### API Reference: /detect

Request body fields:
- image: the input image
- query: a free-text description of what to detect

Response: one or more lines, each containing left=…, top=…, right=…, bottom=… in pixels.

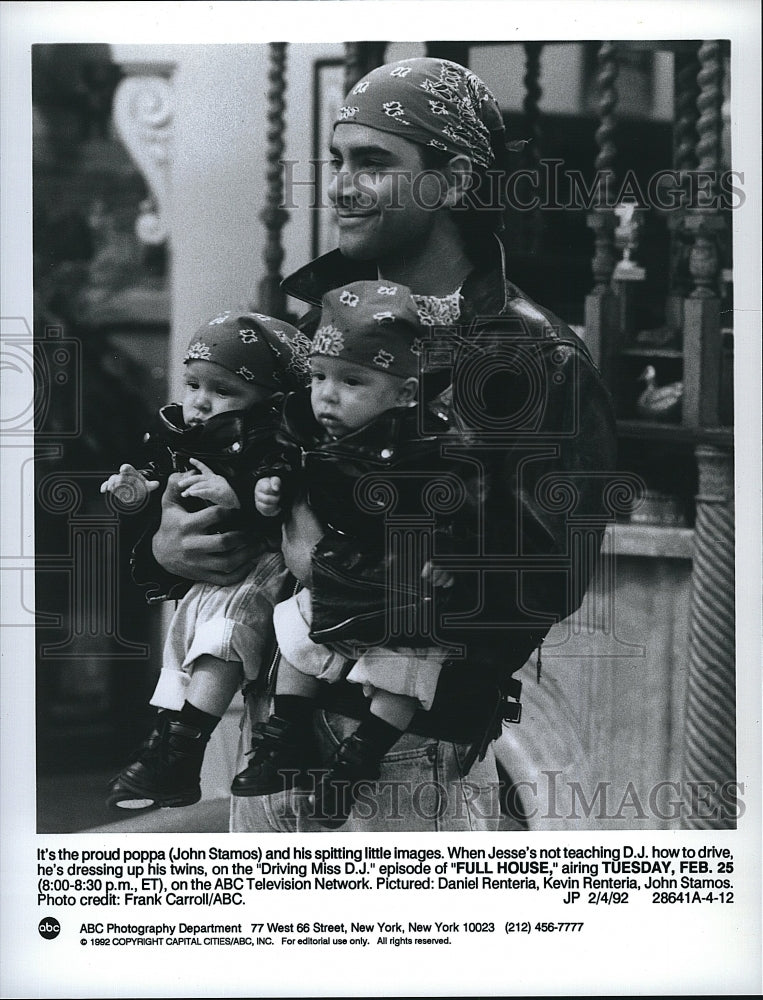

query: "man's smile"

left=336, top=208, right=377, bottom=220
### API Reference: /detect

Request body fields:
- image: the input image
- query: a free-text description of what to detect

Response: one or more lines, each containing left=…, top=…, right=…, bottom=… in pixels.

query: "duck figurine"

left=636, top=365, right=683, bottom=422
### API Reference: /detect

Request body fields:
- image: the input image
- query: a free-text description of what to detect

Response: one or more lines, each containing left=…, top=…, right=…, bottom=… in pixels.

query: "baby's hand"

left=100, top=464, right=158, bottom=508
left=421, top=560, right=454, bottom=589
left=255, top=476, right=282, bottom=517
left=177, top=458, right=240, bottom=509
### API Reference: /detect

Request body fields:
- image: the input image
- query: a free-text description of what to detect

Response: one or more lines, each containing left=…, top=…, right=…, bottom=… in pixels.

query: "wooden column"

left=666, top=43, right=700, bottom=326
left=343, top=42, right=388, bottom=95
left=683, top=40, right=725, bottom=428
left=674, top=47, right=701, bottom=179
left=584, top=41, right=620, bottom=378
left=257, top=42, right=289, bottom=319
left=680, top=40, right=736, bottom=829
left=681, top=445, right=736, bottom=828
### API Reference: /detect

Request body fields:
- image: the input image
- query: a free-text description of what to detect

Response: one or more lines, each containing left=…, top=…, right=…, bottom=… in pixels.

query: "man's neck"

left=375, top=227, right=473, bottom=296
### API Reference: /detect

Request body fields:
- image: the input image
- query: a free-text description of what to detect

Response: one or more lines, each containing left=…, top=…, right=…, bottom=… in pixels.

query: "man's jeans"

left=230, top=704, right=505, bottom=833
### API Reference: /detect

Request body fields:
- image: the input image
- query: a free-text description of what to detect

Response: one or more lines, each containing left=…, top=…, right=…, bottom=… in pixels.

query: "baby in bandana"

left=233, top=280, right=477, bottom=827
left=101, top=310, right=310, bottom=811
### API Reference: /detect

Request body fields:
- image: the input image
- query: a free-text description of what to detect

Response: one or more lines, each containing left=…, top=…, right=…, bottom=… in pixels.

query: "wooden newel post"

left=681, top=445, right=736, bottom=828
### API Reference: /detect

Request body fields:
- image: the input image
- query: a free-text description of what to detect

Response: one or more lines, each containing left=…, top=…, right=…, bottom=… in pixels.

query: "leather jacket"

left=143, top=401, right=283, bottom=508
left=281, top=236, right=618, bottom=744
left=130, top=398, right=283, bottom=603
left=268, top=389, right=481, bottom=649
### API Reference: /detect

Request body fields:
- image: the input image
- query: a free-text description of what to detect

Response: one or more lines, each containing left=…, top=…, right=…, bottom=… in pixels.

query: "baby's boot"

left=106, top=707, right=214, bottom=810
left=310, top=732, right=382, bottom=829
left=231, top=714, right=317, bottom=796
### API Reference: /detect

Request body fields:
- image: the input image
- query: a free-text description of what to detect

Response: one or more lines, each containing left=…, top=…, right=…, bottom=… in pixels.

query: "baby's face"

left=182, top=360, right=270, bottom=426
left=310, top=356, right=416, bottom=438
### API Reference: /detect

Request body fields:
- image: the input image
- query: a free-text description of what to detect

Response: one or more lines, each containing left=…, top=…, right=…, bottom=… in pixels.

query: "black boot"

left=106, top=712, right=209, bottom=810
left=311, top=732, right=382, bottom=829
left=230, top=715, right=316, bottom=797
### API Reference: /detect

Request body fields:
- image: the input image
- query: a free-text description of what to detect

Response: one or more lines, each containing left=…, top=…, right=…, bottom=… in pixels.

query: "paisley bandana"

left=312, top=281, right=432, bottom=378
left=184, top=310, right=311, bottom=393
left=412, top=287, right=463, bottom=327
left=335, top=58, right=507, bottom=169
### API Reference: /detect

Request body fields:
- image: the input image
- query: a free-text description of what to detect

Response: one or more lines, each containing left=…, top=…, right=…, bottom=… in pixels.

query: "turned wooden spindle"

left=686, top=41, right=724, bottom=301
left=588, top=42, right=619, bottom=294
left=681, top=446, right=736, bottom=828
left=667, top=45, right=701, bottom=300
left=584, top=42, right=621, bottom=376
left=675, top=47, right=700, bottom=176
left=257, top=42, right=289, bottom=319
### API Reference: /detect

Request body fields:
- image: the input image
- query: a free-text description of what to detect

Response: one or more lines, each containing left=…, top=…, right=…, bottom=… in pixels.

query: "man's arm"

left=133, top=473, right=264, bottom=599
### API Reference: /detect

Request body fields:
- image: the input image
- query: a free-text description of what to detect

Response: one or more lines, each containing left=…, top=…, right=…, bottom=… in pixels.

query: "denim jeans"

left=229, top=701, right=505, bottom=833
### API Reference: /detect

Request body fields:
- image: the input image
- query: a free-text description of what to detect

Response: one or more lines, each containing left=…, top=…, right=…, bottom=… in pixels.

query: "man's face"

left=328, top=124, right=448, bottom=263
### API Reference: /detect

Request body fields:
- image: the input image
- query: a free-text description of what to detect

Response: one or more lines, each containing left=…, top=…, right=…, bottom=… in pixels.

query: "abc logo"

left=38, top=917, right=61, bottom=940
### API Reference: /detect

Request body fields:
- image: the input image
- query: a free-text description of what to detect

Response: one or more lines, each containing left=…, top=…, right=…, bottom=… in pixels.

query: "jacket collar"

left=281, top=234, right=511, bottom=317
left=279, top=390, right=449, bottom=465
left=156, top=399, right=282, bottom=456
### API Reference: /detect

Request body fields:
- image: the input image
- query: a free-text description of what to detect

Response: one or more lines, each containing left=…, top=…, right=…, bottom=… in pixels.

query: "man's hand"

left=151, top=472, right=260, bottom=586
left=100, top=464, right=159, bottom=508
left=281, top=498, right=325, bottom=585
left=177, top=458, right=240, bottom=509
left=255, top=476, right=282, bottom=517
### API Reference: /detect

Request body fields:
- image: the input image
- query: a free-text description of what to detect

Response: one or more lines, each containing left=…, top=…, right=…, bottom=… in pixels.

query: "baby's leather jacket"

left=268, top=389, right=482, bottom=652
left=129, top=398, right=284, bottom=603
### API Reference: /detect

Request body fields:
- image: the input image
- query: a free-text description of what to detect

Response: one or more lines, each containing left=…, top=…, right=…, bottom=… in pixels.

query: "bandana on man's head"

left=312, top=281, right=429, bottom=379
left=334, top=57, right=507, bottom=170
left=184, top=310, right=312, bottom=393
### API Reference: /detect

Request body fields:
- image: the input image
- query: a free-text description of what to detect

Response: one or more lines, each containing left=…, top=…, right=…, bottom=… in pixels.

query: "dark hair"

left=419, top=143, right=509, bottom=266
